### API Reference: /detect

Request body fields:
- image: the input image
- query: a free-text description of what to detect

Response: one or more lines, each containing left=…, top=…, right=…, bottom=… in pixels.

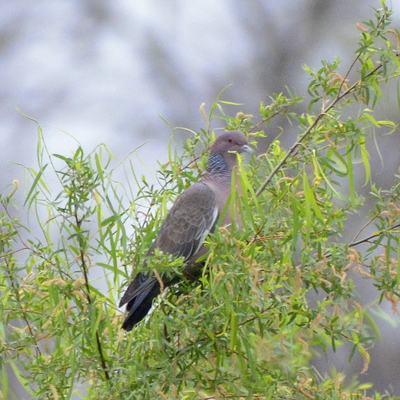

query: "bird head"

left=210, top=131, right=252, bottom=156
left=209, top=131, right=253, bottom=170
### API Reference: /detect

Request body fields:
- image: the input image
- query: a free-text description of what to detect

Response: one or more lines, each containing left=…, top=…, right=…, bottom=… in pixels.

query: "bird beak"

left=241, top=144, right=253, bottom=155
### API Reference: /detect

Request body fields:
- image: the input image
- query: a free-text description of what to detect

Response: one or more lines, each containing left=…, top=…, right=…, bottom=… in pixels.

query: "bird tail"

left=120, top=279, right=161, bottom=331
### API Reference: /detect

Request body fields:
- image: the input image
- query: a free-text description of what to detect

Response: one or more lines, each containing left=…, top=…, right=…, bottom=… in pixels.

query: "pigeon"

left=119, top=131, right=252, bottom=331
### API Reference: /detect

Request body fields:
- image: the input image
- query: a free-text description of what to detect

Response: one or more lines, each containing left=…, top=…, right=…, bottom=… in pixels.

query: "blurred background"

left=1, top=0, right=399, bottom=397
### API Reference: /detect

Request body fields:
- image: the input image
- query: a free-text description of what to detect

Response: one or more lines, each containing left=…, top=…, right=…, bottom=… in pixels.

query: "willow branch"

left=255, top=61, right=385, bottom=197
left=349, top=222, right=400, bottom=248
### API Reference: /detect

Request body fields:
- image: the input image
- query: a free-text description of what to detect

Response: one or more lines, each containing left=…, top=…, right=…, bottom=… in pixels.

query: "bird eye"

left=228, top=139, right=233, bottom=143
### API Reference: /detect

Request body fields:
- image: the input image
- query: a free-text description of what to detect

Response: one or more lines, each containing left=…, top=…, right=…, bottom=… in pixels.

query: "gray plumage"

left=119, top=131, right=252, bottom=331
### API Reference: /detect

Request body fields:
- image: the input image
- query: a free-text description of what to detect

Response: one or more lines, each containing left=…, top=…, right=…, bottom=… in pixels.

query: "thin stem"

left=75, top=213, right=111, bottom=382
left=251, top=105, right=291, bottom=132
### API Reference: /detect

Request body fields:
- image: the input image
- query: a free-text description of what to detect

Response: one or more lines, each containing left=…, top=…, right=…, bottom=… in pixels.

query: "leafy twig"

left=255, top=55, right=390, bottom=197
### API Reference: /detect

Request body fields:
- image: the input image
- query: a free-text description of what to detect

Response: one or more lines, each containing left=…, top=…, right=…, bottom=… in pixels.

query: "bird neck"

left=207, top=153, right=232, bottom=173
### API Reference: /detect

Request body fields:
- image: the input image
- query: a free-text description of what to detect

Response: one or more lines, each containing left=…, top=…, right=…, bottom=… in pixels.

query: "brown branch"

left=255, top=57, right=386, bottom=198
left=349, top=222, right=400, bottom=248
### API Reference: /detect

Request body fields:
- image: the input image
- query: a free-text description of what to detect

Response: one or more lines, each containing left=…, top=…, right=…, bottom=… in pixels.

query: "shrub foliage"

left=1, top=2, right=400, bottom=399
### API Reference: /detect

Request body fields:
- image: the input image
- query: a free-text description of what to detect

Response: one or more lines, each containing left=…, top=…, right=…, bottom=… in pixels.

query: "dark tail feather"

left=121, top=281, right=161, bottom=331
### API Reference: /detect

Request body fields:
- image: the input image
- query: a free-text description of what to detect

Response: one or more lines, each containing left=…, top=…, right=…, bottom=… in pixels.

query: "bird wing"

left=152, top=182, right=219, bottom=261
left=119, top=182, right=218, bottom=308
